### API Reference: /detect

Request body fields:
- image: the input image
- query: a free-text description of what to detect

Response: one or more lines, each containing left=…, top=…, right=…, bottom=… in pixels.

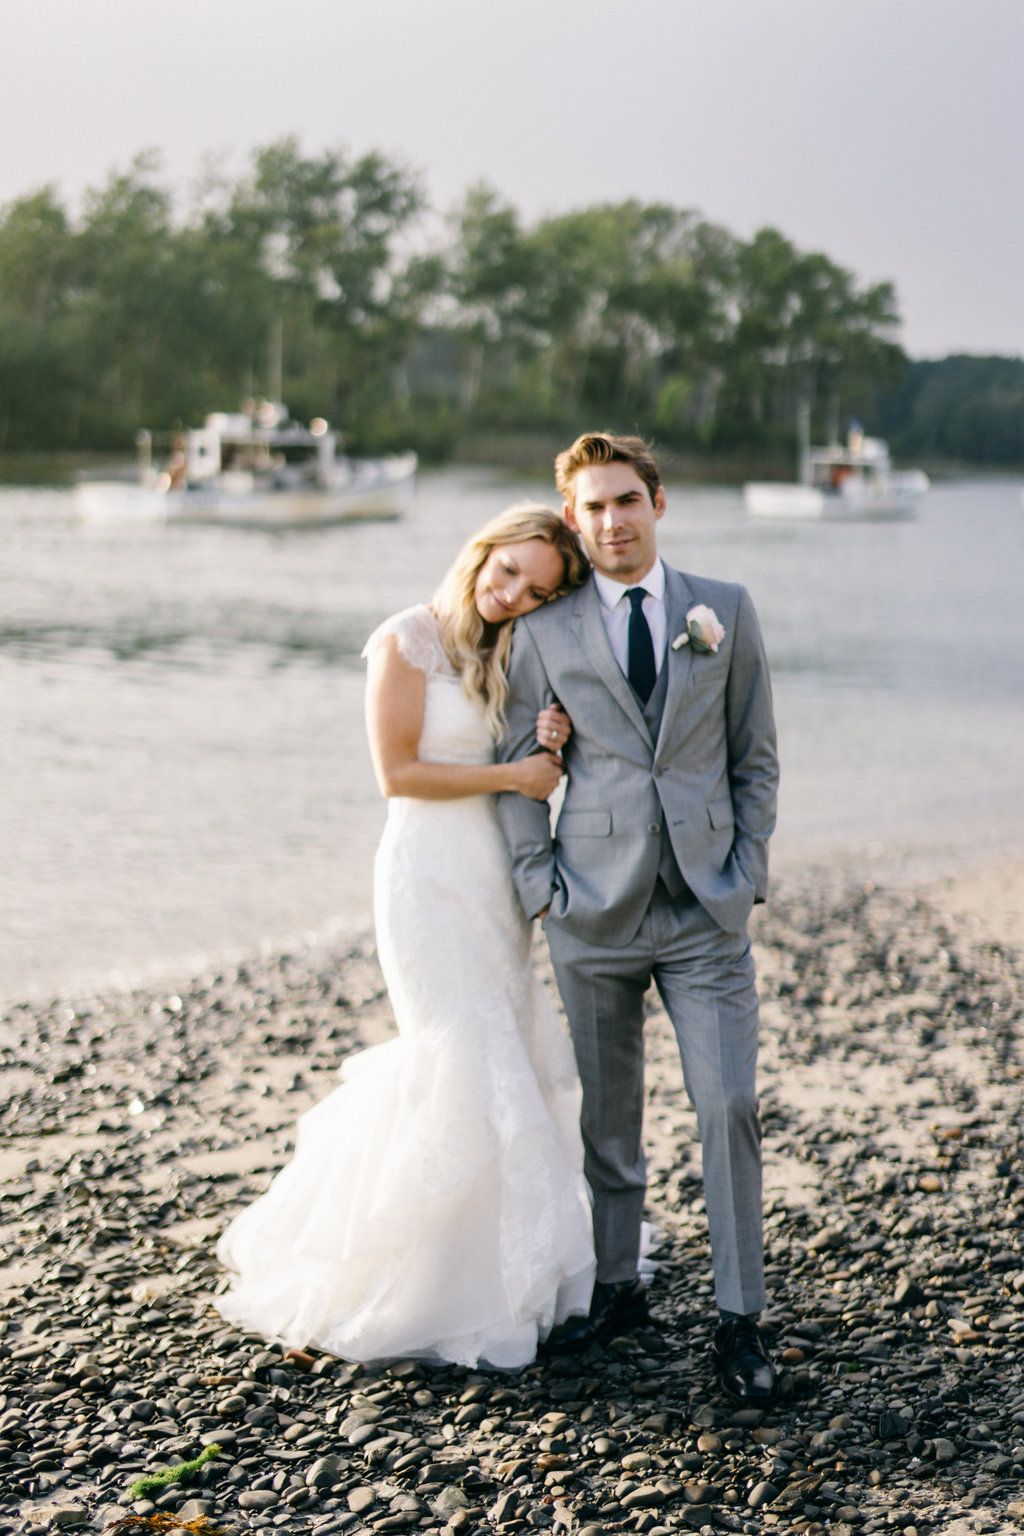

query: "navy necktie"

left=626, top=587, right=656, bottom=704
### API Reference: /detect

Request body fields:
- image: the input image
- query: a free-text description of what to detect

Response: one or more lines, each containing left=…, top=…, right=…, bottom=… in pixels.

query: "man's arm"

left=725, top=586, right=779, bottom=902
left=495, top=620, right=559, bottom=920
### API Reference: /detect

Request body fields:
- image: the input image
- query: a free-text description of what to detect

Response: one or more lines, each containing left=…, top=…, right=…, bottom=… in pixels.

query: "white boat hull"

left=73, top=482, right=169, bottom=522
left=744, top=470, right=928, bottom=521
left=74, top=452, right=417, bottom=527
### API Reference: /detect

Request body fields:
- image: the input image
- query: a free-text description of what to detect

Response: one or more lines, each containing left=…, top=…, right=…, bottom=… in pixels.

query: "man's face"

left=563, top=462, right=665, bottom=583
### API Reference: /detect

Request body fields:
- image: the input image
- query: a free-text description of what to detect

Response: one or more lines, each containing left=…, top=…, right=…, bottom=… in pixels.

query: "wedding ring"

left=549, top=729, right=557, bottom=740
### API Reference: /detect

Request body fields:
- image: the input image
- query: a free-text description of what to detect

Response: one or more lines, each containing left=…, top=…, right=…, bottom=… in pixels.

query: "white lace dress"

left=216, top=605, right=595, bottom=1368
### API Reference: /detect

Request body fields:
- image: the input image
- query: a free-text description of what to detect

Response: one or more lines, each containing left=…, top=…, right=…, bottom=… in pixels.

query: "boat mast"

left=269, top=317, right=283, bottom=406
left=797, top=399, right=811, bottom=486
left=135, top=428, right=152, bottom=487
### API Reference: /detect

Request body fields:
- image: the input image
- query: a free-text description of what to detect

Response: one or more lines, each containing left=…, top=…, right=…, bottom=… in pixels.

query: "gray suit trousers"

left=546, top=883, right=765, bottom=1315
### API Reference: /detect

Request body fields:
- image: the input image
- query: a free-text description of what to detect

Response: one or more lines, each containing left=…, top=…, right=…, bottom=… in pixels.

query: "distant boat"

left=74, top=401, right=417, bottom=527
left=744, top=415, right=929, bottom=521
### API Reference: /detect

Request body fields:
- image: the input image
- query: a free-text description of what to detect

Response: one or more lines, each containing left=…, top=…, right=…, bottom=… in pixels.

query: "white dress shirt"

left=592, top=560, right=667, bottom=679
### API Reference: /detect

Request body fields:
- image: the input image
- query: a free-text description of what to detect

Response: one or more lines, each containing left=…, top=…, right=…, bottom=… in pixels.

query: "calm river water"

left=3, top=469, right=1023, bottom=1002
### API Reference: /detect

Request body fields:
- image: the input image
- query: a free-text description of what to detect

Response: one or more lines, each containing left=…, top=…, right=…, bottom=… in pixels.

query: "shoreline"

left=2, top=864, right=1024, bottom=1532
left=7, top=839, right=1023, bottom=1017
left=2, top=446, right=1022, bottom=491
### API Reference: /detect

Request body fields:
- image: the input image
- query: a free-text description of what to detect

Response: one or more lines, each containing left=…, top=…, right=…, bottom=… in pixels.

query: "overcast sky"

left=4, top=0, right=1021, bottom=359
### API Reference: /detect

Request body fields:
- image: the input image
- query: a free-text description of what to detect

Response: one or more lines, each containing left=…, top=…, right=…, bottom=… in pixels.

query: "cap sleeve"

left=361, top=604, right=452, bottom=677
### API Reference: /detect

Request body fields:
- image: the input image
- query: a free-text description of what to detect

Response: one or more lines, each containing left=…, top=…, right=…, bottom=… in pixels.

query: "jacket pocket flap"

left=707, top=798, right=734, bottom=830
left=556, top=809, right=612, bottom=837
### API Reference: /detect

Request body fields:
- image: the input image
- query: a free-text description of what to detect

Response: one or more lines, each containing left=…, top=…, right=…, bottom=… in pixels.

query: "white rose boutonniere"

left=671, top=604, right=726, bottom=655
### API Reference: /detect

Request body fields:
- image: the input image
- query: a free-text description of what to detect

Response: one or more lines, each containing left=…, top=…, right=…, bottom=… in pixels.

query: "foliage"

left=877, top=355, right=1024, bottom=465
left=0, top=142, right=424, bottom=452
left=1, top=139, right=1006, bottom=463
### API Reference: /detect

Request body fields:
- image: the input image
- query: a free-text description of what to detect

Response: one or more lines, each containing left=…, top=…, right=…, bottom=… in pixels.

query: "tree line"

left=0, top=138, right=1018, bottom=466
left=875, top=355, right=1024, bottom=467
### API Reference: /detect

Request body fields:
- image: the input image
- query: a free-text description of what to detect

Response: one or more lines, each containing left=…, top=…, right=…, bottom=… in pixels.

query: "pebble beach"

left=2, top=865, right=1024, bottom=1536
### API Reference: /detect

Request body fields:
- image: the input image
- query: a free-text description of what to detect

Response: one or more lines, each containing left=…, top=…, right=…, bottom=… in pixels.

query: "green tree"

left=717, top=227, right=904, bottom=450
left=221, top=137, right=428, bottom=433
left=0, top=187, right=78, bottom=446
left=0, top=147, right=919, bottom=462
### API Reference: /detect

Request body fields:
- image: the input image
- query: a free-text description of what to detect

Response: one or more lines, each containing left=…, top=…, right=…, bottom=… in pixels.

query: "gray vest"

left=640, top=662, right=686, bottom=898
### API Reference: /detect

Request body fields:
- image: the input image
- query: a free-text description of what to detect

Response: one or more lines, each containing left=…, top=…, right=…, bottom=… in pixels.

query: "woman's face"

left=474, top=538, right=564, bottom=624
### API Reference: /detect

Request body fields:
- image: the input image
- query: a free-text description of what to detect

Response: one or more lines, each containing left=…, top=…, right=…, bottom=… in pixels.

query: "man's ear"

left=653, top=486, right=666, bottom=520
left=563, top=501, right=580, bottom=532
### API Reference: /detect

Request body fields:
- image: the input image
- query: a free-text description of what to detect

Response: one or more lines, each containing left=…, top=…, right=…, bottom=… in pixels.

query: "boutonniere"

left=672, top=604, right=726, bottom=655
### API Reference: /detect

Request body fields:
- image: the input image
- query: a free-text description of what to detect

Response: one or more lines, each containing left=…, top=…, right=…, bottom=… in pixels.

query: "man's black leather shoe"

left=712, top=1315, right=778, bottom=1406
left=543, top=1279, right=651, bottom=1354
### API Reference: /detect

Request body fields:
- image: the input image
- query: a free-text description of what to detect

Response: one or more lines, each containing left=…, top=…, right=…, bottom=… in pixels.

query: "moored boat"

left=74, top=401, right=417, bottom=527
left=744, top=421, right=928, bottom=521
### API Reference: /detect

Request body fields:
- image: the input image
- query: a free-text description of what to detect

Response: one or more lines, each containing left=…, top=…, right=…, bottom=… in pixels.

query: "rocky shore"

left=1, top=877, right=1023, bottom=1536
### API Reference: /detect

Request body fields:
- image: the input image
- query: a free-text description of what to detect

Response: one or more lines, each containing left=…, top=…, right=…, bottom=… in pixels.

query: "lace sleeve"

left=362, top=605, right=452, bottom=676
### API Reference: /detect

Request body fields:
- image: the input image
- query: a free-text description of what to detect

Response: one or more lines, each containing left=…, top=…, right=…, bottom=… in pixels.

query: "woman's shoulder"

left=362, top=604, right=452, bottom=675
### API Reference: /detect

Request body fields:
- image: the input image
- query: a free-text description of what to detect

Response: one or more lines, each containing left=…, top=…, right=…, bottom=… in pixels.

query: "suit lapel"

left=654, top=564, right=696, bottom=761
left=570, top=577, right=652, bottom=743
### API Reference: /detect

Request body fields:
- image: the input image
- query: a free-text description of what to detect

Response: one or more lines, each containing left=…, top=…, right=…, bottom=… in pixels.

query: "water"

left=3, top=470, right=1023, bottom=1002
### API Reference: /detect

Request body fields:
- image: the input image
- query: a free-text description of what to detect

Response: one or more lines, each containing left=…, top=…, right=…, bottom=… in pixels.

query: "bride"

left=216, top=504, right=596, bottom=1368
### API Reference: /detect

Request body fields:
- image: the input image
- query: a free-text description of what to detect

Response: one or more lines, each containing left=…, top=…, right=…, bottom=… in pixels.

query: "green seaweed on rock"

left=126, top=1442, right=223, bottom=1499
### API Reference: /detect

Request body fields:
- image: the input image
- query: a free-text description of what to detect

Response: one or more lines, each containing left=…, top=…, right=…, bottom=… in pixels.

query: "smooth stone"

left=892, top=1276, right=927, bottom=1309
left=682, top=1483, right=717, bottom=1505
left=877, top=1410, right=911, bottom=1440
left=348, top=1423, right=380, bottom=1447
left=307, top=1454, right=348, bottom=1488
left=341, top=1407, right=382, bottom=1435
left=433, top=1487, right=471, bottom=1517
left=490, top=1491, right=520, bottom=1523
left=807, top=1227, right=845, bottom=1253
left=621, top=1452, right=652, bottom=1472
left=620, top=1485, right=664, bottom=1510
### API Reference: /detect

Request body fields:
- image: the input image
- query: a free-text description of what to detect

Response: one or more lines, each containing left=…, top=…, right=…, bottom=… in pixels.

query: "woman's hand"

left=509, top=750, right=564, bottom=802
left=536, top=703, right=572, bottom=753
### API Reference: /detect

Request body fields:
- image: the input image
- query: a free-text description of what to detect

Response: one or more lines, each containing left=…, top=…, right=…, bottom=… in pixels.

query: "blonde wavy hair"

left=432, top=503, right=588, bottom=739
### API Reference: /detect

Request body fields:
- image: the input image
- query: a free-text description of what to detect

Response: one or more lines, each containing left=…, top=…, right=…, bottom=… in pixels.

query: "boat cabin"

left=181, top=401, right=339, bottom=491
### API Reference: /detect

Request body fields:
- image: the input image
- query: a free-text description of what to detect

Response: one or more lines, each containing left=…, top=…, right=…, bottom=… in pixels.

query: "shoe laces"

left=721, top=1314, right=761, bottom=1349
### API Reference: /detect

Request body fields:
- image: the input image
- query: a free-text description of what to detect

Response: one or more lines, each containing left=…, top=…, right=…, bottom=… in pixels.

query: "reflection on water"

left=2, top=470, right=1023, bottom=1001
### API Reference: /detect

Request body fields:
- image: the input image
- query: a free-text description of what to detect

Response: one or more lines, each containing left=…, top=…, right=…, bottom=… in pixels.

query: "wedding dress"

left=216, top=605, right=595, bottom=1368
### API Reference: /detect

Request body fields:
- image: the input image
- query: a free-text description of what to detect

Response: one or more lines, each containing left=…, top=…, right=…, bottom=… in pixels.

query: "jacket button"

left=648, top=822, right=661, bottom=835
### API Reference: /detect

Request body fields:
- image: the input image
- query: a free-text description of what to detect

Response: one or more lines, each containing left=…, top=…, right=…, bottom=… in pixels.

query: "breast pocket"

left=691, top=661, right=727, bottom=690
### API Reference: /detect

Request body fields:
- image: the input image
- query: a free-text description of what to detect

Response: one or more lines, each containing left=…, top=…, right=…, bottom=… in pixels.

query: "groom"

left=496, top=432, right=779, bottom=1404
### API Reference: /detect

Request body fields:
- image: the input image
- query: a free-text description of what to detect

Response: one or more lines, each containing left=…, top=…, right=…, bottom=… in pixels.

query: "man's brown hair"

left=554, top=431, right=662, bottom=507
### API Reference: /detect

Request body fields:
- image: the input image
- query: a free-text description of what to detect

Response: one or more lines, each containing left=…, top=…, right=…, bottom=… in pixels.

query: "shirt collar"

left=592, top=559, right=665, bottom=613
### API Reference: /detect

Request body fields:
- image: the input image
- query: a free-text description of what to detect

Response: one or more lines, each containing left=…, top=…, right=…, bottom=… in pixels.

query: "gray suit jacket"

left=495, top=563, right=778, bottom=943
